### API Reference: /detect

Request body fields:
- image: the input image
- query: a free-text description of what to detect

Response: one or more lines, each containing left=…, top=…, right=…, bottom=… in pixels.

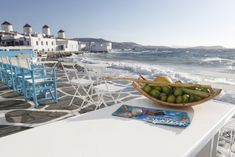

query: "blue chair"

left=1, top=57, right=16, bottom=90
left=9, top=57, right=26, bottom=94
left=0, top=50, right=58, bottom=108
left=0, top=57, right=4, bottom=83
left=17, top=57, right=58, bottom=108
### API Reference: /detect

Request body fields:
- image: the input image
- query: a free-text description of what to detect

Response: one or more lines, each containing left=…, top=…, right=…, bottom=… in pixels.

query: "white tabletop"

left=0, top=97, right=234, bottom=157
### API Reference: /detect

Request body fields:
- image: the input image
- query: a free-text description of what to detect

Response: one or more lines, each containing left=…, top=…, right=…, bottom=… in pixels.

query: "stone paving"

left=0, top=70, right=139, bottom=137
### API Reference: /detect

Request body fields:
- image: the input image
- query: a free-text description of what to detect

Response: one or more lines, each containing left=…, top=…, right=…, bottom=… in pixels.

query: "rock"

left=0, top=100, right=31, bottom=110
left=5, top=110, right=67, bottom=124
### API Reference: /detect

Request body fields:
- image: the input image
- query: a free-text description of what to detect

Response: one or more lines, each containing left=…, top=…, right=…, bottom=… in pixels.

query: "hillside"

left=73, top=38, right=142, bottom=49
left=73, top=38, right=226, bottom=50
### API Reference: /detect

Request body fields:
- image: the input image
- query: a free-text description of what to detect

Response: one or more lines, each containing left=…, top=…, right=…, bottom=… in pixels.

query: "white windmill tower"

left=23, top=24, right=32, bottom=35
left=57, top=29, right=65, bottom=39
left=1, top=21, right=13, bottom=32
left=42, top=25, right=51, bottom=36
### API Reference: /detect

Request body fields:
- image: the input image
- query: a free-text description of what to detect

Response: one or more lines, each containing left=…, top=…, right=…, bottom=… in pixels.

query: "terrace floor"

left=0, top=70, right=140, bottom=137
left=0, top=70, right=234, bottom=157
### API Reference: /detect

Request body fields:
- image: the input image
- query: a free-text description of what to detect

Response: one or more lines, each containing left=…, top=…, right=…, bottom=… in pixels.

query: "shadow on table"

left=66, top=104, right=194, bottom=135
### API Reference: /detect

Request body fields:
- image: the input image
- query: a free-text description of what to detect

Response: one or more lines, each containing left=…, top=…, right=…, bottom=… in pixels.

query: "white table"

left=0, top=97, right=234, bottom=157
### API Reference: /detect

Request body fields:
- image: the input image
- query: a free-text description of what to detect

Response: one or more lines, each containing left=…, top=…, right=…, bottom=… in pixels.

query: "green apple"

left=150, top=89, right=161, bottom=98
left=143, top=85, right=151, bottom=93
left=167, top=95, right=176, bottom=103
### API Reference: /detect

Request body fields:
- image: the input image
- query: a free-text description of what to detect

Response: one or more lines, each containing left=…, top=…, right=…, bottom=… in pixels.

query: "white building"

left=56, top=39, right=79, bottom=52
left=56, top=30, right=78, bottom=52
left=78, top=41, right=87, bottom=51
left=28, top=33, right=57, bottom=52
left=0, top=21, right=79, bottom=53
left=90, top=42, right=112, bottom=52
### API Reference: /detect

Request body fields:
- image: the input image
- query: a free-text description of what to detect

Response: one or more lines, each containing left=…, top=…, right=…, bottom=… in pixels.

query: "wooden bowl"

left=132, top=78, right=222, bottom=107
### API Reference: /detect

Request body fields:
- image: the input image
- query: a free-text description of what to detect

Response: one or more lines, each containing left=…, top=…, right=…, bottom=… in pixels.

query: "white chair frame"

left=61, top=62, right=96, bottom=108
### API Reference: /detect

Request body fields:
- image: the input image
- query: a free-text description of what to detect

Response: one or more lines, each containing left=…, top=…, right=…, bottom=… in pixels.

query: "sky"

left=0, top=0, right=235, bottom=48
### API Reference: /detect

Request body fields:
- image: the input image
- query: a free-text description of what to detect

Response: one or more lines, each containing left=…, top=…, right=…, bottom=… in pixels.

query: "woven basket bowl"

left=132, top=78, right=222, bottom=107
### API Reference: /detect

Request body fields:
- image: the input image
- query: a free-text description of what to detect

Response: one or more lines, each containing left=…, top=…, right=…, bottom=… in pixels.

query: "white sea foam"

left=202, top=57, right=235, bottom=64
left=74, top=56, right=205, bottom=83
left=67, top=54, right=234, bottom=84
left=204, top=78, right=235, bottom=85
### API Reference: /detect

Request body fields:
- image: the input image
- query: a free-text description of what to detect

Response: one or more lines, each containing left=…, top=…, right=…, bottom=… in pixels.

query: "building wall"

left=90, top=42, right=112, bottom=52
left=56, top=39, right=78, bottom=52
left=29, top=36, right=56, bottom=52
left=66, top=40, right=78, bottom=52
left=0, top=33, right=25, bottom=46
left=1, top=33, right=24, bottom=40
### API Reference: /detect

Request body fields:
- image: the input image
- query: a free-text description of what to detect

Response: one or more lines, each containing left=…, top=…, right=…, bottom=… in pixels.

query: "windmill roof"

left=23, top=24, right=31, bottom=27
left=58, top=29, right=65, bottom=33
left=1, top=21, right=12, bottom=25
left=42, top=25, right=49, bottom=28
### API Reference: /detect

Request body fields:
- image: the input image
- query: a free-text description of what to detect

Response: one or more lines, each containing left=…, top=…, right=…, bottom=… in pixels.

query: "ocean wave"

left=204, top=78, right=235, bottom=85
left=202, top=57, right=235, bottom=64
left=66, top=54, right=235, bottom=85
left=75, top=56, right=202, bottom=83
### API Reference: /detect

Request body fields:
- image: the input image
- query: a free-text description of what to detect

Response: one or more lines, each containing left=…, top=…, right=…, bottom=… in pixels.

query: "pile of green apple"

left=142, top=84, right=210, bottom=104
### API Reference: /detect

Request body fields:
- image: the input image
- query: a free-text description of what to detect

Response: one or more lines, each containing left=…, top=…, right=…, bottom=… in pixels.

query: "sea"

left=67, top=48, right=235, bottom=105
